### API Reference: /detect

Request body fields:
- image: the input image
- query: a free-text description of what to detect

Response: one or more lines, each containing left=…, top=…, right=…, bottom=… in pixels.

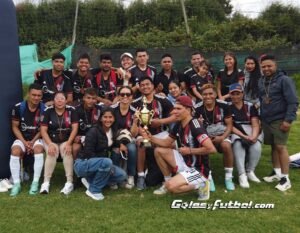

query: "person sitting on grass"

left=141, top=96, right=216, bottom=201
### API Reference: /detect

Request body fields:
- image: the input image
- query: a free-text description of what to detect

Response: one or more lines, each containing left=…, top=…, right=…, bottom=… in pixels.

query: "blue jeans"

left=74, top=157, right=127, bottom=193
left=110, top=142, right=137, bottom=176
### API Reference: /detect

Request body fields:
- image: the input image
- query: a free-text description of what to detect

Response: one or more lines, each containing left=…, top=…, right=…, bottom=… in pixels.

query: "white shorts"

left=11, top=139, right=44, bottom=153
left=172, top=150, right=188, bottom=173
left=180, top=167, right=206, bottom=189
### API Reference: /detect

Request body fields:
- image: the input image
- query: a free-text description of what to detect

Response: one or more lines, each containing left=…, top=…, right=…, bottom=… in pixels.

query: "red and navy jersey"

left=169, top=118, right=210, bottom=177
left=190, top=73, right=213, bottom=93
left=183, top=67, right=197, bottom=88
left=11, top=101, right=45, bottom=141
left=92, top=69, right=122, bottom=101
left=111, top=102, right=136, bottom=130
left=41, top=106, right=78, bottom=143
left=132, top=94, right=173, bottom=134
left=34, top=69, right=73, bottom=103
left=217, top=69, right=244, bottom=96
left=154, top=70, right=182, bottom=96
left=75, top=103, right=103, bottom=136
left=229, top=101, right=259, bottom=125
left=71, top=70, right=93, bottom=102
left=194, top=100, right=232, bottom=128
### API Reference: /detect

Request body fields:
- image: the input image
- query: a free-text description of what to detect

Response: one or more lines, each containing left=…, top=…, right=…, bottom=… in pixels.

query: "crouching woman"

left=74, top=107, right=127, bottom=200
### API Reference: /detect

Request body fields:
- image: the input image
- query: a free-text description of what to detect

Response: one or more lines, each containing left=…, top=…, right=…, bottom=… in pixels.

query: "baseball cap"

left=229, top=83, right=243, bottom=93
left=176, top=96, right=193, bottom=108
left=120, top=52, right=134, bottom=60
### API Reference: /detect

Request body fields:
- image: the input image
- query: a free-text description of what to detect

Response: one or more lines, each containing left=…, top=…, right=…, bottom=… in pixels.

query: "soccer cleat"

left=40, top=182, right=50, bottom=194
left=136, top=176, right=146, bottom=190
left=125, top=176, right=135, bottom=189
left=239, top=174, right=250, bottom=188
left=247, top=171, right=261, bottom=183
left=60, top=182, right=74, bottom=195
left=81, top=178, right=89, bottom=190
left=225, top=178, right=235, bottom=191
left=209, top=177, right=216, bottom=192
left=263, top=171, right=281, bottom=183
left=29, top=181, right=39, bottom=195
left=10, top=183, right=21, bottom=197
left=85, top=190, right=104, bottom=201
left=198, top=180, right=210, bottom=201
left=1, top=178, right=13, bottom=189
left=275, top=177, right=291, bottom=192
left=0, top=182, right=8, bottom=192
left=153, top=184, right=167, bottom=195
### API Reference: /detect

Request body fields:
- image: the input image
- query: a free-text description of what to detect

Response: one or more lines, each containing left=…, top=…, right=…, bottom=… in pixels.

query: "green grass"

left=1, top=119, right=300, bottom=233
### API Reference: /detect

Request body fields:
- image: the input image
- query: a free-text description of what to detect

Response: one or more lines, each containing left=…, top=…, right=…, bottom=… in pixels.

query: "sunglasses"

left=120, top=93, right=132, bottom=97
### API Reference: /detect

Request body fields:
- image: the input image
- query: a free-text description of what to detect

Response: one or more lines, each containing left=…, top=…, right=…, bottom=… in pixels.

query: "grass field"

left=1, top=119, right=300, bottom=233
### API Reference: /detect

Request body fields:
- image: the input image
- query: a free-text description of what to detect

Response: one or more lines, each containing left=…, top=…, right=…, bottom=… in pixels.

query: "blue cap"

left=229, top=83, right=243, bottom=93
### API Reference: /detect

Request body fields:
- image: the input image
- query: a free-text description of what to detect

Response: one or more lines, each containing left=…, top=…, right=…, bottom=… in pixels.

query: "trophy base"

left=141, top=139, right=152, bottom=148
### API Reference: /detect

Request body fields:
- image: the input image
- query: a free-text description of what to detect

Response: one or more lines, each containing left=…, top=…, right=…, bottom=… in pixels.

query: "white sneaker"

left=275, top=177, right=291, bottom=192
left=85, top=190, right=104, bottom=201
left=1, top=179, right=13, bottom=189
left=40, top=182, right=50, bottom=194
left=153, top=184, right=167, bottom=195
left=239, top=174, right=250, bottom=188
left=247, top=171, right=261, bottom=183
left=125, top=176, right=135, bottom=189
left=0, top=181, right=8, bottom=192
left=109, top=184, right=118, bottom=190
left=60, top=182, right=74, bottom=195
left=263, top=171, right=281, bottom=183
left=81, top=178, right=89, bottom=190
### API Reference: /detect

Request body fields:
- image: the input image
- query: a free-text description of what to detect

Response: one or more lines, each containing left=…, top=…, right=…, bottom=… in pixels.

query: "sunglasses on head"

left=119, top=93, right=132, bottom=97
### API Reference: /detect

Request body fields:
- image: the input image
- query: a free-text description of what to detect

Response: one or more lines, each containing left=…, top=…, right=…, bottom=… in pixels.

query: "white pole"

left=71, top=0, right=79, bottom=45
left=180, top=0, right=192, bottom=47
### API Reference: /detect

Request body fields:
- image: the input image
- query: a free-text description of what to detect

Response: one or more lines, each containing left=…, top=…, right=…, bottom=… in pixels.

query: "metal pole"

left=71, top=0, right=79, bottom=45
left=180, top=0, right=192, bottom=47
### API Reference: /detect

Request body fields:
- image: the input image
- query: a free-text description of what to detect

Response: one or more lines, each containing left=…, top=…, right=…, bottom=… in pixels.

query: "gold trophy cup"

left=138, top=96, right=154, bottom=148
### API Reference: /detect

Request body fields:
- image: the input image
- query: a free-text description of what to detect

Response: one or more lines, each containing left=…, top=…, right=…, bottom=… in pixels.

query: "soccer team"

left=0, top=49, right=298, bottom=201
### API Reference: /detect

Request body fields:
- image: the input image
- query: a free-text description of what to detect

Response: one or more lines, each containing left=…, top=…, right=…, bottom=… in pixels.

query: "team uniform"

left=169, top=119, right=210, bottom=188
left=71, top=70, right=93, bottom=103
left=34, top=69, right=73, bottom=103
left=190, top=73, right=213, bottom=100
left=154, top=70, right=182, bottom=96
left=217, top=69, right=244, bottom=97
left=111, top=102, right=136, bottom=130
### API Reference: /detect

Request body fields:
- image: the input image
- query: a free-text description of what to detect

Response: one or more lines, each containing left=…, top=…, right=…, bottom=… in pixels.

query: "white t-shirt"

left=106, top=129, right=113, bottom=147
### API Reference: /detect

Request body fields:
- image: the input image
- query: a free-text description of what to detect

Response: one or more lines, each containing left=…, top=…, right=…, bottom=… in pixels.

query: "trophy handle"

left=149, top=110, right=155, bottom=124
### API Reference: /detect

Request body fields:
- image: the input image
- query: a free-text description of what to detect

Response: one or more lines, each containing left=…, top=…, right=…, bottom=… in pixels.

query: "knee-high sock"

left=33, top=153, right=44, bottom=182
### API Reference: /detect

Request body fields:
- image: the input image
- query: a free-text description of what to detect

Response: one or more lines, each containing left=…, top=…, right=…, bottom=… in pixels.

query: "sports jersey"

left=132, top=94, right=173, bottom=134
left=194, top=100, right=231, bottom=128
left=34, top=69, right=73, bottom=103
left=154, top=70, right=182, bottom=95
left=92, top=69, right=122, bottom=101
left=229, top=101, right=259, bottom=125
left=11, top=101, right=45, bottom=141
left=111, top=102, right=136, bottom=130
left=183, top=67, right=197, bottom=89
left=190, top=73, right=213, bottom=94
left=41, top=106, right=78, bottom=143
left=169, top=118, right=210, bottom=177
left=217, top=69, right=244, bottom=96
left=75, top=103, right=103, bottom=136
left=71, top=70, right=93, bottom=102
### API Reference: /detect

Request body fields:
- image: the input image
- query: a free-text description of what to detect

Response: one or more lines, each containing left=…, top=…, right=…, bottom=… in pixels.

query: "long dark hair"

left=224, top=52, right=238, bottom=73
left=244, top=55, right=261, bottom=98
left=98, top=106, right=116, bottom=129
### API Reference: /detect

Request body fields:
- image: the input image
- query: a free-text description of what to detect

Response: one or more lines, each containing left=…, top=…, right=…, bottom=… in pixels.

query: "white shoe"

left=60, top=182, right=74, bottom=195
left=247, top=171, right=261, bottom=183
left=153, top=184, right=167, bottom=195
left=85, top=190, right=104, bottom=201
left=1, top=179, right=13, bottom=189
left=0, top=181, right=8, bottom=192
left=239, top=174, right=250, bottom=188
left=40, top=182, right=50, bottom=194
left=109, top=184, right=118, bottom=190
left=275, top=177, right=291, bottom=192
left=263, top=171, right=281, bottom=183
left=125, top=176, right=135, bottom=189
left=81, top=178, right=89, bottom=190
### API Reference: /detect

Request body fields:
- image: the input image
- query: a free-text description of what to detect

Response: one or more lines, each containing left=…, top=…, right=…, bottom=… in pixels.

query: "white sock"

left=208, top=170, right=213, bottom=181
left=224, top=167, right=233, bottom=180
left=10, top=155, right=20, bottom=184
left=33, top=153, right=44, bottom=182
left=274, top=168, right=281, bottom=176
left=138, top=172, right=145, bottom=177
left=164, top=175, right=171, bottom=182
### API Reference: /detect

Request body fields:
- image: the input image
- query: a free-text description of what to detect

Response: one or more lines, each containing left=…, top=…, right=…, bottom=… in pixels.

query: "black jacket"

left=77, top=124, right=119, bottom=159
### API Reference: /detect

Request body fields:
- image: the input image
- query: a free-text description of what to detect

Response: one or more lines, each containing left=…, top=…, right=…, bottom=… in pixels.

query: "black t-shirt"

left=11, top=101, right=45, bottom=141
left=229, top=101, right=259, bottom=125
left=169, top=118, right=210, bottom=177
left=183, top=67, right=197, bottom=88
left=194, top=100, right=231, bottom=128
left=111, top=103, right=136, bottom=130
left=154, top=70, right=182, bottom=95
left=71, top=70, right=93, bottom=102
left=76, top=103, right=103, bottom=136
left=132, top=95, right=173, bottom=134
left=217, top=69, right=244, bottom=96
left=41, top=106, right=78, bottom=143
left=190, top=73, right=213, bottom=93
left=34, top=69, right=73, bottom=103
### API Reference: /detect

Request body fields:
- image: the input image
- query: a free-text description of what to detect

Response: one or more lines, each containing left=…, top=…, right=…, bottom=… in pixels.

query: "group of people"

left=0, top=48, right=298, bottom=201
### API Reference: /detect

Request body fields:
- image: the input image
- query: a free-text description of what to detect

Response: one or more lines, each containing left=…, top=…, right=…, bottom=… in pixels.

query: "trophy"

left=138, top=96, right=154, bottom=148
